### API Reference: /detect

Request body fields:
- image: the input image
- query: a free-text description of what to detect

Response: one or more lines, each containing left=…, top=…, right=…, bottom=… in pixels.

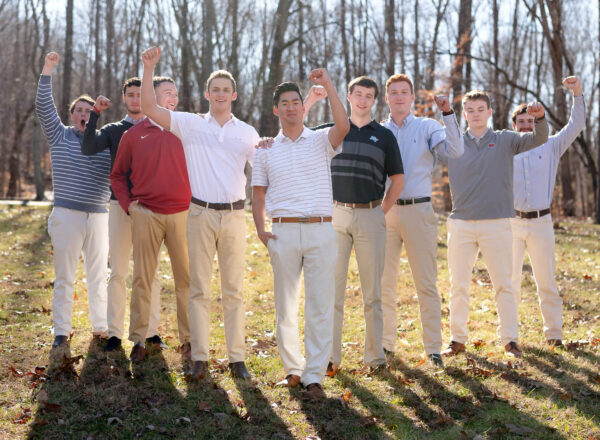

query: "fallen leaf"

left=358, top=416, right=379, bottom=427
left=9, top=366, right=23, bottom=377
left=107, top=417, right=123, bottom=425
left=326, top=363, right=339, bottom=378
left=589, top=374, right=600, bottom=385
left=559, top=393, right=572, bottom=401
left=41, top=401, right=62, bottom=414
left=176, top=417, right=191, bottom=424
left=198, top=401, right=211, bottom=412
left=472, top=338, right=486, bottom=348
left=12, top=408, right=32, bottom=424
left=415, top=358, right=426, bottom=367
left=432, top=414, right=453, bottom=426
left=340, top=390, right=352, bottom=403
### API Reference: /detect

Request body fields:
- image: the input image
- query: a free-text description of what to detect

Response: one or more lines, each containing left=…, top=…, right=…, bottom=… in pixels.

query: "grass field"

left=0, top=205, right=599, bottom=439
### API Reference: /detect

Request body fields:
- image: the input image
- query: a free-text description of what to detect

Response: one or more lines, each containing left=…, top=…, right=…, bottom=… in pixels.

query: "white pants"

left=447, top=218, right=519, bottom=346
left=107, top=200, right=161, bottom=340
left=511, top=215, right=562, bottom=340
left=267, top=222, right=336, bottom=386
left=48, top=206, right=109, bottom=336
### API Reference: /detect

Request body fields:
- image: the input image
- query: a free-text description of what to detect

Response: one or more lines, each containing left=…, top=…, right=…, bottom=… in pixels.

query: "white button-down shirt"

left=252, top=126, right=341, bottom=217
left=383, top=112, right=463, bottom=198
left=170, top=111, right=260, bottom=203
left=513, top=96, right=585, bottom=211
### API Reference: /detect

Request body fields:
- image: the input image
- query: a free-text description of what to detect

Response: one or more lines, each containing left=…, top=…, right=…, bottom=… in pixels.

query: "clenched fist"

left=526, top=101, right=545, bottom=120
left=562, top=76, right=582, bottom=97
left=94, top=95, right=111, bottom=112
left=309, top=68, right=331, bottom=87
left=42, top=52, right=60, bottom=74
left=141, top=46, right=161, bottom=68
left=434, top=95, right=451, bottom=113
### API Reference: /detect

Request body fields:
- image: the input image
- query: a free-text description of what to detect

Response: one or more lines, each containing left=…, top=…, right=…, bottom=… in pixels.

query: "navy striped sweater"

left=36, top=75, right=111, bottom=213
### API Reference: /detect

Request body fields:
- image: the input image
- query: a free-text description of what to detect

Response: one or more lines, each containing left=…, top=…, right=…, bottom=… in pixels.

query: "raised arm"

left=308, top=69, right=349, bottom=147
left=433, top=95, right=464, bottom=159
left=36, top=52, right=64, bottom=147
left=510, top=102, right=548, bottom=154
left=140, top=46, right=171, bottom=130
left=81, top=96, right=112, bottom=155
left=303, top=85, right=328, bottom=118
left=551, top=76, right=586, bottom=157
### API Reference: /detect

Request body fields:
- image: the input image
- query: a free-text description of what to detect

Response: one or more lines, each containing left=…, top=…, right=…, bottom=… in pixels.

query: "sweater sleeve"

left=110, top=130, right=134, bottom=213
left=81, top=111, right=111, bottom=155
left=35, top=75, right=65, bottom=148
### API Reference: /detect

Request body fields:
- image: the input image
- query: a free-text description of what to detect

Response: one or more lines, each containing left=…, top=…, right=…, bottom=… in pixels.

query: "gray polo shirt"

left=439, top=119, right=549, bottom=220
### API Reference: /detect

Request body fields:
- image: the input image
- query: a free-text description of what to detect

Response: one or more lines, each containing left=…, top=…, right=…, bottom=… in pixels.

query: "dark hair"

left=69, top=95, right=95, bottom=113
left=122, top=77, right=141, bottom=95
left=348, top=76, right=379, bottom=98
left=207, top=70, right=236, bottom=92
left=385, top=74, right=414, bottom=94
left=511, top=103, right=529, bottom=123
left=152, top=76, right=175, bottom=89
left=462, top=90, right=491, bottom=109
left=273, top=82, right=303, bottom=106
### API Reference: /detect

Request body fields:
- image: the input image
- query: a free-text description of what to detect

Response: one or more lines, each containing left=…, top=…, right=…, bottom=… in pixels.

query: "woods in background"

left=0, top=0, right=599, bottom=222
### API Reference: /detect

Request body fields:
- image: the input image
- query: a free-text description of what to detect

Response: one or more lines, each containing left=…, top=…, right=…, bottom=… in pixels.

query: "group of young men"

left=36, top=44, right=585, bottom=399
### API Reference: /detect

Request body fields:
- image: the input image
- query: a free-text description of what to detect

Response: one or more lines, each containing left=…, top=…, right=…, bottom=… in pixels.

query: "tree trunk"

left=104, top=0, right=114, bottom=118
left=384, top=0, right=396, bottom=77
left=94, top=0, right=101, bottom=96
left=413, top=0, right=419, bottom=94
left=340, top=0, right=351, bottom=85
left=200, top=0, right=215, bottom=113
left=451, top=0, right=472, bottom=118
left=597, top=0, right=600, bottom=223
left=60, top=0, right=73, bottom=123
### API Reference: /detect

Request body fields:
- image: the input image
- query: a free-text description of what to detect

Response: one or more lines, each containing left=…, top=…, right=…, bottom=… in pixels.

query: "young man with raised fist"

left=252, top=70, right=349, bottom=399
left=140, top=46, right=260, bottom=381
left=81, top=78, right=164, bottom=353
left=440, top=91, right=548, bottom=359
left=511, top=76, right=585, bottom=347
left=36, top=52, right=111, bottom=348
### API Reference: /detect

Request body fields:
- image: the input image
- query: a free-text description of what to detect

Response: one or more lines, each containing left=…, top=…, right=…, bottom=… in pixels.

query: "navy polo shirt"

left=316, top=120, right=404, bottom=203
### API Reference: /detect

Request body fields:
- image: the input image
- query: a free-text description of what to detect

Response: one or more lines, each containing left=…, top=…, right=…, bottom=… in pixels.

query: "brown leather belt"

left=515, top=208, right=550, bottom=219
left=334, top=199, right=382, bottom=209
left=272, top=216, right=332, bottom=223
left=396, top=197, right=431, bottom=206
left=191, top=197, right=245, bottom=210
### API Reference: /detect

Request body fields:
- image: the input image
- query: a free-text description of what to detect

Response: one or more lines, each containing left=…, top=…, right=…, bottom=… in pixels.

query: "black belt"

left=515, top=208, right=550, bottom=219
left=396, top=197, right=431, bottom=206
left=191, top=197, right=245, bottom=211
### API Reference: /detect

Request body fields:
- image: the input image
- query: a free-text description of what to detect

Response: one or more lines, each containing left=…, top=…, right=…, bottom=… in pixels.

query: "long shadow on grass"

left=445, top=355, right=567, bottom=439
left=294, top=382, right=392, bottom=440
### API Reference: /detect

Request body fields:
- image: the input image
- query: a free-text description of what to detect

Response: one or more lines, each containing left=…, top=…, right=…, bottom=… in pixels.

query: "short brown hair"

left=69, top=95, right=95, bottom=114
left=273, top=82, right=303, bottom=106
left=348, top=76, right=378, bottom=98
left=511, top=103, right=528, bottom=123
left=122, top=77, right=141, bottom=95
left=207, top=70, right=236, bottom=92
left=462, top=90, right=491, bottom=109
left=385, top=74, right=414, bottom=94
left=152, top=76, right=175, bottom=89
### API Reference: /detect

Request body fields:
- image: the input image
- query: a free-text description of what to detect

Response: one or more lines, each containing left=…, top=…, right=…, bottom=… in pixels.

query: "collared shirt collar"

left=349, top=118, right=378, bottom=130
left=147, top=117, right=165, bottom=131
left=387, top=112, right=415, bottom=129
left=124, top=115, right=144, bottom=125
left=466, top=128, right=491, bottom=142
left=275, top=125, right=313, bottom=143
left=206, top=112, right=237, bottom=127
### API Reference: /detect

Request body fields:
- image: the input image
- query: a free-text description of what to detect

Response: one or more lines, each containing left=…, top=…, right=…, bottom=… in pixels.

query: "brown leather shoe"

left=547, top=339, right=563, bottom=347
left=229, top=361, right=251, bottom=379
left=188, top=361, right=209, bottom=380
left=179, top=342, right=192, bottom=361
left=325, top=362, right=339, bottom=378
left=441, top=341, right=466, bottom=357
left=305, top=383, right=326, bottom=399
left=276, top=374, right=301, bottom=388
left=505, top=341, right=523, bottom=358
left=129, top=343, right=147, bottom=363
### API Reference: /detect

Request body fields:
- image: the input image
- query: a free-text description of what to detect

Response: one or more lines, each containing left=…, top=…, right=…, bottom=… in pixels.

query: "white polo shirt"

left=251, top=126, right=341, bottom=218
left=170, top=111, right=260, bottom=203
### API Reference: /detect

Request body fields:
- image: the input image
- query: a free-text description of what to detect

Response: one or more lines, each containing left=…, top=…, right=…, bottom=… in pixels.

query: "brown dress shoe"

left=129, top=343, right=147, bottom=363
left=305, top=383, right=326, bottom=399
left=441, top=341, right=466, bottom=357
left=505, top=341, right=523, bottom=358
left=229, top=361, right=251, bottom=379
left=188, top=361, right=209, bottom=380
left=179, top=342, right=192, bottom=361
left=325, top=362, right=339, bottom=378
left=276, top=374, right=301, bottom=388
left=547, top=339, right=563, bottom=347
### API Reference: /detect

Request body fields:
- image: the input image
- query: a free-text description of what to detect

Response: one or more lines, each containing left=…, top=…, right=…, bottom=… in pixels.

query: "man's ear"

left=205, top=90, right=210, bottom=101
left=385, top=94, right=389, bottom=104
left=232, top=91, right=238, bottom=102
left=462, top=110, right=467, bottom=121
left=273, top=105, right=279, bottom=117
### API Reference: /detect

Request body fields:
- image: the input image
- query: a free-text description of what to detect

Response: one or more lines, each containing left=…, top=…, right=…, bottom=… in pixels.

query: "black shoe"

left=146, top=335, right=168, bottom=350
left=229, top=361, right=251, bottom=379
left=52, top=335, right=69, bottom=348
left=188, top=361, right=209, bottom=380
left=428, top=353, right=444, bottom=367
left=104, top=336, right=122, bottom=352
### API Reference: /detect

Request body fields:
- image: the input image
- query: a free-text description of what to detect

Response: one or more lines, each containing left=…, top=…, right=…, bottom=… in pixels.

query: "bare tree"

left=60, top=0, right=73, bottom=123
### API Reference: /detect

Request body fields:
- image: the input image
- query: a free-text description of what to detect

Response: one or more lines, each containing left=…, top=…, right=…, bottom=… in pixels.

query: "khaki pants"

left=187, top=204, right=247, bottom=362
left=511, top=215, right=562, bottom=340
left=129, top=204, right=190, bottom=344
left=107, top=200, right=161, bottom=340
left=332, top=205, right=386, bottom=366
left=447, top=217, right=519, bottom=346
left=48, top=207, right=108, bottom=336
left=268, top=222, right=336, bottom=386
left=381, top=202, right=442, bottom=355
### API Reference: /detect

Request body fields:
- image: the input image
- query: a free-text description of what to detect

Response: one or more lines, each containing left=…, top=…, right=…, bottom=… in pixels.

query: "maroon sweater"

left=111, top=119, right=191, bottom=214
